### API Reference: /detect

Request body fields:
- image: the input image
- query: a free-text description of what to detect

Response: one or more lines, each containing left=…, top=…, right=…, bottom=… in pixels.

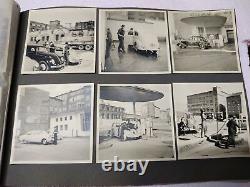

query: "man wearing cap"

left=117, top=24, right=125, bottom=53
left=226, top=115, right=240, bottom=147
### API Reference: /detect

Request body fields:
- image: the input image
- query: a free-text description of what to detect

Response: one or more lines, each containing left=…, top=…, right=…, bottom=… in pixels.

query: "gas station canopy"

left=181, top=16, right=227, bottom=27
left=100, top=86, right=164, bottom=102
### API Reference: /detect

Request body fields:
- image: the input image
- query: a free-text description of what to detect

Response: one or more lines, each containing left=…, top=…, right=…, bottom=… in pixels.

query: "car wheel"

left=39, top=61, right=49, bottom=71
left=85, top=44, right=92, bottom=51
left=199, top=43, right=205, bottom=50
left=78, top=45, right=84, bottom=50
left=41, top=138, right=48, bottom=145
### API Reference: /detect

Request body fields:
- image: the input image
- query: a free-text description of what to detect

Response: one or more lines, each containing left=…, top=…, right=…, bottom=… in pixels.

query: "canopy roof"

left=181, top=16, right=227, bottom=27
left=100, top=86, right=164, bottom=102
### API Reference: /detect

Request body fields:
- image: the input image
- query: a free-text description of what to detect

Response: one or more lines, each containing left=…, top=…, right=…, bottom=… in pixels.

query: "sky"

left=173, top=83, right=247, bottom=112
left=20, top=83, right=93, bottom=97
left=30, top=8, right=96, bottom=27
left=99, top=84, right=172, bottom=114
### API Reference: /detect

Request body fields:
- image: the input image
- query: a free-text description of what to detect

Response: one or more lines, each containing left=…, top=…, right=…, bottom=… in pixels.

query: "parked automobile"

left=127, top=30, right=160, bottom=57
left=54, top=44, right=82, bottom=66
left=111, top=120, right=142, bottom=141
left=47, top=130, right=63, bottom=140
left=19, top=130, right=54, bottom=145
left=204, top=112, right=213, bottom=119
left=177, top=36, right=211, bottom=49
left=26, top=44, right=64, bottom=71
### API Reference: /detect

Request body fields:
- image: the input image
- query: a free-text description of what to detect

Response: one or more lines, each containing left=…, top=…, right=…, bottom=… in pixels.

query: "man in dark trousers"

left=200, top=108, right=206, bottom=138
left=53, top=126, right=58, bottom=145
left=64, top=42, right=70, bottom=65
left=117, top=24, right=125, bottom=53
left=226, top=116, right=240, bottom=147
left=105, top=28, right=112, bottom=59
left=49, top=41, right=55, bottom=53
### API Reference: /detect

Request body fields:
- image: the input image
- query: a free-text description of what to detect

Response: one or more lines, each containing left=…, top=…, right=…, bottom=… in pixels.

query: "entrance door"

left=226, top=30, right=235, bottom=44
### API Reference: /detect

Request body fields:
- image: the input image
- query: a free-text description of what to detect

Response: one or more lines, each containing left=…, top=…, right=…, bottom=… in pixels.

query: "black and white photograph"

left=21, top=8, right=96, bottom=74
left=10, top=83, right=94, bottom=164
left=97, top=84, right=175, bottom=161
left=99, top=9, right=171, bottom=74
left=168, top=10, right=241, bottom=73
left=173, top=83, right=250, bottom=159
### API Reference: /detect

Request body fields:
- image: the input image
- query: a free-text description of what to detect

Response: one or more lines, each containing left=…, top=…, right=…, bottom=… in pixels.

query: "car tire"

left=78, top=45, right=84, bottom=50
left=39, top=61, right=49, bottom=71
left=199, top=43, right=205, bottom=50
left=85, top=44, right=92, bottom=51
left=41, top=138, right=48, bottom=145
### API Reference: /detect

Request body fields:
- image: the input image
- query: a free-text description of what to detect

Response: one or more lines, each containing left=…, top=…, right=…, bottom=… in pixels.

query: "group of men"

left=106, top=24, right=135, bottom=58
left=178, top=109, right=241, bottom=148
left=44, top=41, right=70, bottom=65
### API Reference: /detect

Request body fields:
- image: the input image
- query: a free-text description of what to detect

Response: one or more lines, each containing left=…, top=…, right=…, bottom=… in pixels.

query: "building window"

left=56, top=118, right=58, bottom=122
left=70, top=116, right=72, bottom=120
left=64, top=125, right=68, bottom=131
left=60, top=125, right=63, bottom=131
left=65, top=116, right=67, bottom=121
left=60, top=117, right=62, bottom=121
left=46, top=36, right=49, bottom=41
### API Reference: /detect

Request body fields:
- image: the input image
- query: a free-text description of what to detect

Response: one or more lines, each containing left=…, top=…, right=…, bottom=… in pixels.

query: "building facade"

left=226, top=92, right=242, bottom=118
left=17, top=87, right=50, bottom=135
left=50, top=85, right=92, bottom=137
left=170, top=10, right=235, bottom=50
left=17, top=86, right=92, bottom=138
left=187, top=87, right=219, bottom=116
left=28, top=20, right=95, bottom=45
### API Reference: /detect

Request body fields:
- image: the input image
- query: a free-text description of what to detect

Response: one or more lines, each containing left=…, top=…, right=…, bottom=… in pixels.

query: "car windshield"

left=38, top=47, right=47, bottom=52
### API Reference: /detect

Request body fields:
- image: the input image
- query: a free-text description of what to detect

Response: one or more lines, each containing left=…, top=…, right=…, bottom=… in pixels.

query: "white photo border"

left=10, top=83, right=94, bottom=164
left=96, top=83, right=176, bottom=163
left=20, top=7, right=97, bottom=74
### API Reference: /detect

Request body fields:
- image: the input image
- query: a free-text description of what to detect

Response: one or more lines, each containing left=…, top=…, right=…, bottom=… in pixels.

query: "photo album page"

left=3, top=7, right=250, bottom=186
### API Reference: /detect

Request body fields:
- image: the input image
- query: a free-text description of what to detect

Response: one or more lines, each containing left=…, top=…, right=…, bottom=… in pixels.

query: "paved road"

left=98, top=130, right=175, bottom=161
left=178, top=120, right=250, bottom=159
left=105, top=41, right=169, bottom=73
left=11, top=137, right=91, bottom=163
left=173, top=48, right=239, bottom=72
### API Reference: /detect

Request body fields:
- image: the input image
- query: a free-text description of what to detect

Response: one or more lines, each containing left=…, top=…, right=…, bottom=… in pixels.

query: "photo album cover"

left=1, top=1, right=250, bottom=186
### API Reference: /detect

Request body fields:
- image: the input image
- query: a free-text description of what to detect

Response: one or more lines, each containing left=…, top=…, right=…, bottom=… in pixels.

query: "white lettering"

left=126, top=160, right=137, bottom=172
left=114, top=156, right=125, bottom=172
left=101, top=160, right=112, bottom=172
left=138, top=160, right=149, bottom=176
left=101, top=156, right=149, bottom=176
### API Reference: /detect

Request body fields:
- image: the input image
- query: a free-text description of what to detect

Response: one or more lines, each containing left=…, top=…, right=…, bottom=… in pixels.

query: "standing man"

left=53, top=126, right=58, bottom=145
left=200, top=108, right=206, bottom=138
left=226, top=116, right=240, bottom=147
left=64, top=42, right=70, bottom=65
left=117, top=25, right=125, bottom=53
left=49, top=41, right=55, bottom=53
left=105, top=28, right=113, bottom=59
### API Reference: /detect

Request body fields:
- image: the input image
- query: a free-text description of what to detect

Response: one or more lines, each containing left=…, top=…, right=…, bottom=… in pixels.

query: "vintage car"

left=111, top=120, right=142, bottom=141
left=26, top=44, right=64, bottom=71
left=54, top=44, right=81, bottom=66
left=127, top=30, right=160, bottom=57
left=19, top=130, right=54, bottom=145
left=177, top=36, right=211, bottom=49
